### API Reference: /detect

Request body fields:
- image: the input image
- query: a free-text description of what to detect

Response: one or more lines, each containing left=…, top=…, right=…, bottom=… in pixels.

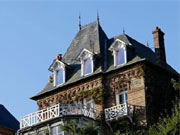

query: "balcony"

left=20, top=103, right=98, bottom=129
left=104, top=103, right=133, bottom=121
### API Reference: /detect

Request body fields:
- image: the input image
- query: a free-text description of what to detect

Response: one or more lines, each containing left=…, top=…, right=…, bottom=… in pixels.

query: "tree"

left=61, top=120, right=99, bottom=135
left=138, top=78, right=180, bottom=135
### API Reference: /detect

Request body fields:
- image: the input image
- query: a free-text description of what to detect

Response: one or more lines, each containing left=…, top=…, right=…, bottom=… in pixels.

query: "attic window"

left=115, top=48, right=126, bottom=66
left=50, top=60, right=66, bottom=87
left=56, top=69, right=63, bottom=85
left=78, top=49, right=94, bottom=76
left=109, top=39, right=127, bottom=67
left=83, top=58, right=92, bottom=75
left=54, top=67, right=65, bottom=86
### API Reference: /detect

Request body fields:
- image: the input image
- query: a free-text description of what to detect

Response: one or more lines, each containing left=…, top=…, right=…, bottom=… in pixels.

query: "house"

left=18, top=20, right=179, bottom=135
left=0, top=104, right=19, bottom=135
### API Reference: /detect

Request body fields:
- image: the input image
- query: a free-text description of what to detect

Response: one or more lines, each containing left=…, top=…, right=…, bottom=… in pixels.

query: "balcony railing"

left=104, top=103, right=133, bottom=121
left=20, top=103, right=98, bottom=129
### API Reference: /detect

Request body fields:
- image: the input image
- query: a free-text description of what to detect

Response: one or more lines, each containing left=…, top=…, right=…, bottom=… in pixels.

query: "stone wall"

left=104, top=63, right=147, bottom=125
left=37, top=76, right=104, bottom=112
left=35, top=62, right=178, bottom=126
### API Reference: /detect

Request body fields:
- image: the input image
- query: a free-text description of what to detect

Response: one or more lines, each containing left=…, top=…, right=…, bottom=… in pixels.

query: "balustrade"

left=20, top=103, right=97, bottom=129
left=104, top=103, right=133, bottom=121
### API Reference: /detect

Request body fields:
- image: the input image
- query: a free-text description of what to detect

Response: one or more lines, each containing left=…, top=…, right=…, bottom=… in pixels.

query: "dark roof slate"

left=63, top=21, right=107, bottom=64
left=31, top=21, right=107, bottom=99
left=0, top=104, right=19, bottom=131
left=31, top=22, right=178, bottom=100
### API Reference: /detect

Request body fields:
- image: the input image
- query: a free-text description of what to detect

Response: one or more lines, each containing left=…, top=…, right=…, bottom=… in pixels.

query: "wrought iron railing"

left=104, top=103, right=133, bottom=121
left=20, top=103, right=98, bottom=129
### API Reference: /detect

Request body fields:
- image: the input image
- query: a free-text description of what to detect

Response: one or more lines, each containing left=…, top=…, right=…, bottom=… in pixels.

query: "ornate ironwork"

left=104, top=103, right=133, bottom=121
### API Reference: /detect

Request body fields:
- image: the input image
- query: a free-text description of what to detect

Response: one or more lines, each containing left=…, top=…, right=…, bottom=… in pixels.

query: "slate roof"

left=0, top=104, right=19, bottom=131
left=63, top=21, right=108, bottom=64
left=31, top=21, right=178, bottom=100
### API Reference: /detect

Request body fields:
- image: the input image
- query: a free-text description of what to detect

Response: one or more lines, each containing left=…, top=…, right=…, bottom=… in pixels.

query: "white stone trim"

left=78, top=49, right=94, bottom=76
left=115, top=91, right=128, bottom=105
left=53, top=61, right=66, bottom=86
left=113, top=46, right=127, bottom=67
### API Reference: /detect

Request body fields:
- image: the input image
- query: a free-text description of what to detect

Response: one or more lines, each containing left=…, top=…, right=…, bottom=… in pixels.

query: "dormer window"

left=83, top=58, right=92, bottom=75
left=109, top=39, right=127, bottom=67
left=55, top=68, right=64, bottom=85
left=49, top=55, right=66, bottom=86
left=53, top=64, right=65, bottom=86
left=78, top=49, right=94, bottom=76
left=115, top=47, right=126, bottom=66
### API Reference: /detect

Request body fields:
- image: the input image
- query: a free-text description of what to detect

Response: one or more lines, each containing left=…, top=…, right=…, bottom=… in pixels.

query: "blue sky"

left=0, top=1, right=179, bottom=121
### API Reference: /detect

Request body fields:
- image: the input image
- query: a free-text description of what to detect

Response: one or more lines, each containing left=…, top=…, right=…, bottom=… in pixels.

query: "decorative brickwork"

left=37, top=77, right=103, bottom=110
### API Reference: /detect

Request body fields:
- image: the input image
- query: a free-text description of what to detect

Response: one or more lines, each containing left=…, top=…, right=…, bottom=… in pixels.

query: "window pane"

left=84, top=58, right=92, bottom=75
left=51, top=127, right=57, bottom=135
left=116, top=48, right=125, bottom=65
left=57, top=69, right=63, bottom=85
left=86, top=99, right=94, bottom=110
left=125, top=93, right=128, bottom=102
left=119, top=94, right=124, bottom=104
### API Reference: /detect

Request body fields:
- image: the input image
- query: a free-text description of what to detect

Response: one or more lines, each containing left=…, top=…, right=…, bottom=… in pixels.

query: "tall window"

left=116, top=91, right=128, bottom=105
left=54, top=67, right=65, bottom=86
left=86, top=99, right=94, bottom=110
left=51, top=125, right=64, bottom=135
left=115, top=48, right=126, bottom=66
left=83, top=58, right=92, bottom=75
left=56, top=69, right=63, bottom=85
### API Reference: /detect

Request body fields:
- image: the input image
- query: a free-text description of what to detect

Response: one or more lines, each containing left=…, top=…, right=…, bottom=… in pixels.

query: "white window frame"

left=53, top=61, right=66, bottom=86
left=109, top=39, right=127, bottom=67
left=115, top=91, right=128, bottom=105
left=81, top=56, right=94, bottom=76
left=113, top=47, right=127, bottom=67
left=78, top=49, right=94, bottom=76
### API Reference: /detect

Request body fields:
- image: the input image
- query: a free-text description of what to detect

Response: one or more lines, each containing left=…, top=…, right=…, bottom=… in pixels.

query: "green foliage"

left=171, top=78, right=180, bottom=91
left=62, top=79, right=180, bottom=135
left=79, top=87, right=104, bottom=104
left=80, top=122, right=100, bottom=135
left=137, top=78, right=180, bottom=135
left=112, top=78, right=180, bottom=135
left=146, top=102, right=180, bottom=135
left=61, top=120, right=80, bottom=135
left=61, top=120, right=99, bottom=135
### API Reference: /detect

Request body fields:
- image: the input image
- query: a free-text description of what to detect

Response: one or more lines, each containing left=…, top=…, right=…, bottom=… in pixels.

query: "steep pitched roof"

left=63, top=21, right=108, bottom=64
left=107, top=34, right=177, bottom=74
left=0, top=104, right=19, bottom=131
left=31, top=21, right=108, bottom=99
left=31, top=22, right=178, bottom=100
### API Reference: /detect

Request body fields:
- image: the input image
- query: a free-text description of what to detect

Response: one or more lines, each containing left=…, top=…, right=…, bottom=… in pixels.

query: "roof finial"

left=97, top=10, right=100, bottom=23
left=147, top=41, right=149, bottom=47
left=79, top=13, right=81, bottom=30
left=123, top=27, right=125, bottom=34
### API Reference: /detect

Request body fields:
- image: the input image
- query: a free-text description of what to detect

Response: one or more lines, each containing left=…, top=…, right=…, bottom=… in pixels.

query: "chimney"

left=152, top=26, right=166, bottom=63
left=56, top=54, right=62, bottom=61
